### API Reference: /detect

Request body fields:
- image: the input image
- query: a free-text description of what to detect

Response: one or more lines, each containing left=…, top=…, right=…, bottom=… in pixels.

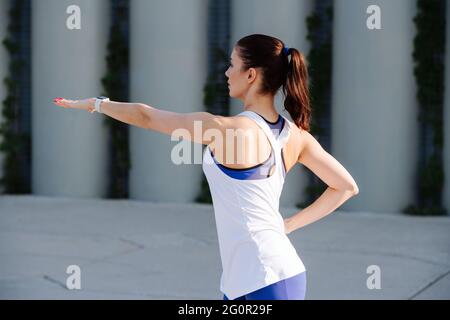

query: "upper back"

left=208, top=112, right=305, bottom=175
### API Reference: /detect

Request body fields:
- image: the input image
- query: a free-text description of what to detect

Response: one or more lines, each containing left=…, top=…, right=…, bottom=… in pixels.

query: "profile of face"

left=225, top=47, right=260, bottom=101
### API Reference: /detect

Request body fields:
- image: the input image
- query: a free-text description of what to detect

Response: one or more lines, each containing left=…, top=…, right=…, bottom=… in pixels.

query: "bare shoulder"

left=232, top=113, right=259, bottom=126
left=288, top=123, right=316, bottom=162
left=284, top=123, right=305, bottom=159
left=296, top=128, right=325, bottom=163
left=218, top=114, right=256, bottom=130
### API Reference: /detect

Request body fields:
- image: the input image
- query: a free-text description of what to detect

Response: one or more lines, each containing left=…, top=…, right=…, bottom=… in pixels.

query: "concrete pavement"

left=0, top=195, right=449, bottom=299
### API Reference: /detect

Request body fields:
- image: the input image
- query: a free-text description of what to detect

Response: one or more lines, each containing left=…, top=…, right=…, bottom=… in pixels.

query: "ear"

left=247, top=67, right=257, bottom=84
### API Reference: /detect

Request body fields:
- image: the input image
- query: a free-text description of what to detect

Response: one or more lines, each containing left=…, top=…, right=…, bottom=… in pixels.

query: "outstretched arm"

left=284, top=130, right=359, bottom=234
left=52, top=97, right=234, bottom=145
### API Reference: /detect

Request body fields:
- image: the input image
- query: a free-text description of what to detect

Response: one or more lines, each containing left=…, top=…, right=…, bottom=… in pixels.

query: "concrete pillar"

left=129, top=0, right=208, bottom=202
left=32, top=0, right=110, bottom=197
left=332, top=0, right=417, bottom=212
left=443, top=0, right=450, bottom=214
left=0, top=0, right=9, bottom=194
left=230, top=0, right=314, bottom=208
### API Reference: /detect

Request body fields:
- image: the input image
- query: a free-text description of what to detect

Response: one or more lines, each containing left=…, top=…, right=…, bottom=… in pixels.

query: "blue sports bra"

left=209, top=113, right=286, bottom=180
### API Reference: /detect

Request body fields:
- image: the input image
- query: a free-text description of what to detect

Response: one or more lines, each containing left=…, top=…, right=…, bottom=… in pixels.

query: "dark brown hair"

left=235, top=34, right=312, bottom=131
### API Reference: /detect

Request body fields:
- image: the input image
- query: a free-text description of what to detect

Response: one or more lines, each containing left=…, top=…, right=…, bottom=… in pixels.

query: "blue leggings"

left=223, top=271, right=306, bottom=300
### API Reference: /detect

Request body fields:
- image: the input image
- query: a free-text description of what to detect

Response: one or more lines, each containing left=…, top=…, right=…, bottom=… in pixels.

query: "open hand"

left=53, top=97, right=96, bottom=112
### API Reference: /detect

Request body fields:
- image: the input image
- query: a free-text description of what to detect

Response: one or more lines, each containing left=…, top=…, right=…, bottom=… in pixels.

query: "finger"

left=53, top=98, right=72, bottom=108
left=53, top=97, right=64, bottom=106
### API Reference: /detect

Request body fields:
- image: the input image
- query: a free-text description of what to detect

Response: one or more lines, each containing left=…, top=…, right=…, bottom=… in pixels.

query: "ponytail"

left=282, top=49, right=312, bottom=132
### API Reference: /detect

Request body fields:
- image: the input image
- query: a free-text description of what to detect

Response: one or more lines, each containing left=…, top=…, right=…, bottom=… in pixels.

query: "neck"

left=243, top=93, right=278, bottom=122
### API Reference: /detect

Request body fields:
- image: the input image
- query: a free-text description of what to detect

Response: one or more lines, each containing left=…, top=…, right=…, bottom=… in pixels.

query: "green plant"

left=404, top=0, right=447, bottom=216
left=0, top=0, right=31, bottom=194
left=100, top=0, right=130, bottom=198
left=300, top=0, right=333, bottom=208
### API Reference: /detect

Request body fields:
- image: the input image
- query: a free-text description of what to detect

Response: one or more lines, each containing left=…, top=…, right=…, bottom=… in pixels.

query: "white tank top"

left=202, top=110, right=306, bottom=300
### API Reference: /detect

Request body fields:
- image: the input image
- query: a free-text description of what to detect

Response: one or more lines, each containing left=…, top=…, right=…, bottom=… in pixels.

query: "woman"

left=53, top=34, right=359, bottom=300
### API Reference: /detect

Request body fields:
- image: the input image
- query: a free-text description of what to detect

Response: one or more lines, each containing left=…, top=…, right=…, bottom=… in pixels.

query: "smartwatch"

left=94, top=96, right=110, bottom=113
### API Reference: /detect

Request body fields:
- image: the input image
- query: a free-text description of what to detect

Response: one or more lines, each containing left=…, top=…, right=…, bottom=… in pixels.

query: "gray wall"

left=32, top=0, right=110, bottom=197
left=129, top=0, right=208, bottom=202
left=332, top=0, right=418, bottom=213
left=0, top=0, right=448, bottom=214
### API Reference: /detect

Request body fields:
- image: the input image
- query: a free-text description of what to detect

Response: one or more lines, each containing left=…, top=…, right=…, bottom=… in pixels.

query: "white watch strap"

left=94, top=97, right=109, bottom=113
